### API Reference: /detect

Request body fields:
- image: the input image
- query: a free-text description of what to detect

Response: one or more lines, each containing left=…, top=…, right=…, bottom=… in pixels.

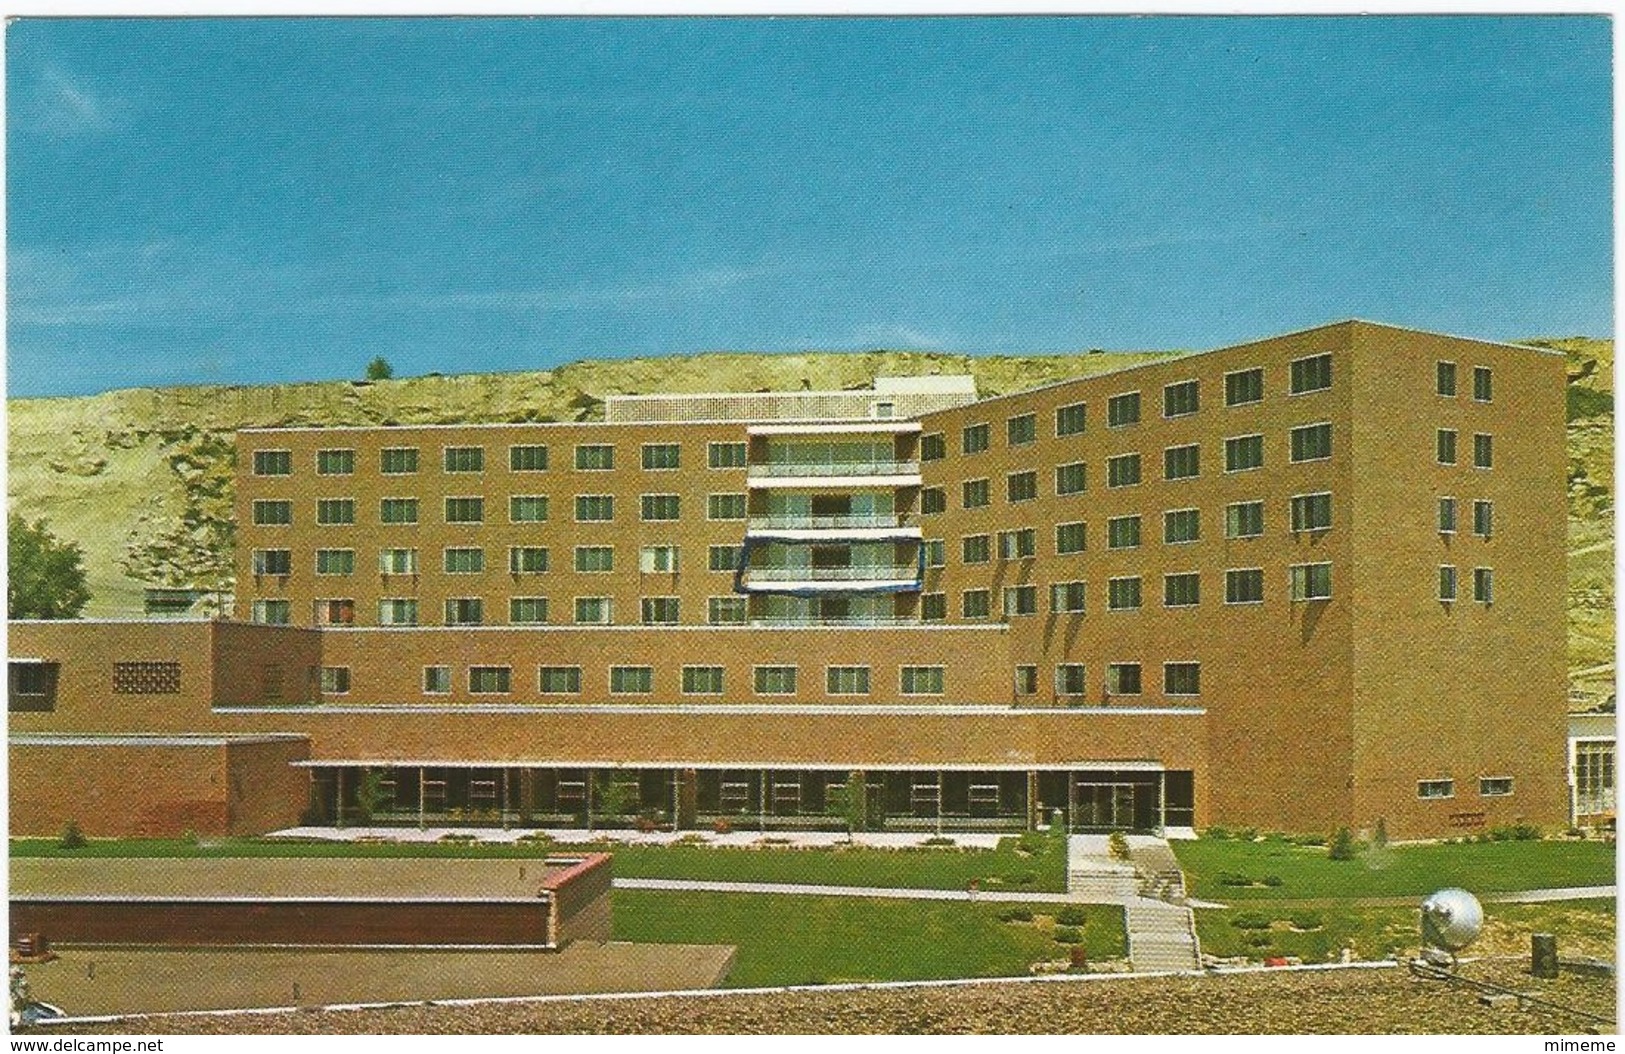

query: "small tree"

left=827, top=772, right=868, bottom=834
left=355, top=768, right=388, bottom=824
left=595, top=776, right=634, bottom=822
left=58, top=820, right=87, bottom=850
left=1107, top=830, right=1131, bottom=861
left=9, top=516, right=91, bottom=619
left=1372, top=817, right=1389, bottom=850
left=365, top=356, right=394, bottom=381
left=1328, top=826, right=1358, bottom=861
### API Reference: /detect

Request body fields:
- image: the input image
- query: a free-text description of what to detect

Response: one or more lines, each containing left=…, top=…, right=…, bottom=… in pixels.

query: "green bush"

left=1291, top=833, right=1327, bottom=847
left=1231, top=912, right=1271, bottom=930
left=1014, top=832, right=1048, bottom=855
left=998, top=908, right=1034, bottom=923
left=1218, top=871, right=1254, bottom=887
left=1234, top=827, right=1259, bottom=842
left=1490, top=824, right=1542, bottom=842
left=1107, top=831, right=1131, bottom=860
left=921, top=836, right=956, bottom=847
left=1246, top=933, right=1274, bottom=948
left=1055, top=907, right=1087, bottom=927
left=1203, top=826, right=1232, bottom=840
left=1288, top=912, right=1323, bottom=931
left=1053, top=926, right=1083, bottom=944
left=58, top=820, right=86, bottom=850
left=1328, top=827, right=1357, bottom=861
left=1260, top=874, right=1284, bottom=887
left=1372, top=817, right=1389, bottom=849
left=1013, top=870, right=1038, bottom=886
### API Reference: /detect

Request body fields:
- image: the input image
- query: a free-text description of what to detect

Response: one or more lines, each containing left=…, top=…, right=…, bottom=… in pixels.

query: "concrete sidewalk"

left=614, top=875, right=1168, bottom=907
left=1489, top=885, right=1616, bottom=903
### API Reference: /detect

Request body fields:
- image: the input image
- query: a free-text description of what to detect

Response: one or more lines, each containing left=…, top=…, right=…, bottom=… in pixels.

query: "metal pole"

left=1159, top=770, right=1168, bottom=835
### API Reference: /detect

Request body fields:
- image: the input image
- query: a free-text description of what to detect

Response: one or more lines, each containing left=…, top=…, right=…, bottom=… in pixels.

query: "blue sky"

left=6, top=16, right=1613, bottom=397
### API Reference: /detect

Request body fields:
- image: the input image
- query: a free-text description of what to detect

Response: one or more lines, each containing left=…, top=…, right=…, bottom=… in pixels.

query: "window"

left=641, top=494, right=681, bottom=521
left=1055, top=664, right=1087, bottom=697
left=1290, top=423, right=1332, bottom=463
left=901, top=666, right=945, bottom=695
left=315, top=549, right=355, bottom=575
left=999, top=528, right=1037, bottom=559
left=575, top=546, right=614, bottom=573
left=1055, top=462, right=1087, bottom=495
left=443, top=446, right=484, bottom=473
left=253, top=450, right=292, bottom=476
left=251, top=600, right=291, bottom=624
left=1163, top=445, right=1200, bottom=480
left=1003, top=585, right=1037, bottom=617
left=510, top=496, right=549, bottom=522
left=252, top=549, right=291, bottom=575
left=574, top=597, right=612, bottom=624
left=253, top=500, right=292, bottom=526
left=1108, top=577, right=1142, bottom=611
left=445, top=598, right=484, bottom=625
left=320, top=667, right=351, bottom=694
left=575, top=444, right=615, bottom=470
left=1225, top=368, right=1264, bottom=407
left=1290, top=493, right=1333, bottom=533
left=962, top=479, right=990, bottom=508
left=642, top=443, right=681, bottom=470
left=708, top=493, right=747, bottom=520
left=1163, top=509, right=1200, bottom=544
left=540, top=666, right=582, bottom=694
left=378, top=598, right=419, bottom=625
left=1106, top=663, right=1141, bottom=695
left=1436, top=362, right=1457, bottom=397
left=641, top=597, right=681, bottom=624
left=708, top=442, right=747, bottom=468
left=380, top=498, right=419, bottom=525
left=469, top=666, right=511, bottom=694
left=709, top=545, right=739, bottom=572
left=962, top=589, right=991, bottom=619
left=920, top=433, right=947, bottom=461
left=962, top=535, right=991, bottom=563
left=510, top=598, right=550, bottom=624
left=445, top=497, right=484, bottom=524
left=1479, top=777, right=1513, bottom=797
left=1007, top=413, right=1038, bottom=446
left=921, top=488, right=947, bottom=515
left=924, top=539, right=946, bottom=568
left=1473, top=434, right=1493, bottom=469
left=1107, top=453, right=1142, bottom=488
left=1473, top=567, right=1494, bottom=604
left=316, top=499, right=356, bottom=526
left=610, top=666, right=654, bottom=694
left=1438, top=566, right=1458, bottom=602
left=317, top=449, right=355, bottom=475
left=1225, top=435, right=1264, bottom=472
left=1007, top=471, right=1038, bottom=503
left=509, top=546, right=550, bottom=574
left=827, top=666, right=871, bottom=695
left=112, top=661, right=182, bottom=694
left=510, top=445, right=549, bottom=472
left=1164, top=572, right=1200, bottom=607
left=708, top=597, right=747, bottom=625
left=1014, top=665, right=1039, bottom=696
left=1050, top=581, right=1086, bottom=613
left=1056, top=402, right=1087, bottom=436
left=1473, top=366, right=1493, bottom=402
left=1107, top=391, right=1141, bottom=427
left=1290, top=353, right=1332, bottom=394
left=423, top=666, right=451, bottom=694
left=1418, top=780, right=1455, bottom=800
left=684, top=666, right=725, bottom=695
left=1290, top=563, right=1332, bottom=601
left=1164, top=663, right=1201, bottom=696
left=381, top=447, right=419, bottom=474
left=1226, top=568, right=1264, bottom=604
left=1056, top=521, right=1087, bottom=554
left=1437, top=429, right=1458, bottom=465
left=575, top=495, right=614, bottom=522
left=1226, top=501, right=1264, bottom=539
left=444, top=548, right=484, bottom=574
left=378, top=548, right=419, bottom=575
left=1107, top=515, right=1142, bottom=550
left=1163, top=380, right=1199, bottom=418
left=1438, top=497, right=1458, bottom=534
left=1473, top=500, right=1494, bottom=538
left=921, top=592, right=947, bottom=621
left=962, top=423, right=990, bottom=454
left=755, top=666, right=798, bottom=695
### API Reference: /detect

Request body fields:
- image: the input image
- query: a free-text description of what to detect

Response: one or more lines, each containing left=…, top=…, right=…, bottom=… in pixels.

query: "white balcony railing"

left=746, top=565, right=918, bottom=582
left=748, top=615, right=921, bottom=627
left=748, top=461, right=921, bottom=478
left=749, top=514, right=917, bottom=530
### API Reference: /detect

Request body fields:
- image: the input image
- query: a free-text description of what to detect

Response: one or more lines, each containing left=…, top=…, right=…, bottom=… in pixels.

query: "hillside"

left=7, top=339, right=1613, bottom=708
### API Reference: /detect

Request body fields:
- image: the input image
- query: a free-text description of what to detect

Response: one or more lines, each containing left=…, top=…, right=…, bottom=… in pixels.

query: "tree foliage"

left=9, top=515, right=91, bottom=619
left=365, top=356, right=395, bottom=381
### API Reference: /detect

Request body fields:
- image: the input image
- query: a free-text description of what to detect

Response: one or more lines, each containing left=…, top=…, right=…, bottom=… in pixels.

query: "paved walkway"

left=614, top=875, right=1143, bottom=905
left=1490, top=885, right=1616, bottom=903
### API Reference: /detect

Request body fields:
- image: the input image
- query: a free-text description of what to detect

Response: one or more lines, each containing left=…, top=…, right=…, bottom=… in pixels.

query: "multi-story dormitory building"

left=8, top=321, right=1569, bottom=839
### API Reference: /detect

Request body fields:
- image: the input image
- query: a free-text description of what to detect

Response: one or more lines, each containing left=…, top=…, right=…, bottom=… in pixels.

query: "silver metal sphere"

left=1420, top=887, right=1484, bottom=953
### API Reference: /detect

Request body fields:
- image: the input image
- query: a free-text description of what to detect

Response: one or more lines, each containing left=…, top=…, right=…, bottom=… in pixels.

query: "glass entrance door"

left=1073, top=781, right=1139, bottom=830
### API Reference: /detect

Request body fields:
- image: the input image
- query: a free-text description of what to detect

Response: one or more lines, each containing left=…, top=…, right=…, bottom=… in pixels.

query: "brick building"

left=8, top=320, right=1569, bottom=838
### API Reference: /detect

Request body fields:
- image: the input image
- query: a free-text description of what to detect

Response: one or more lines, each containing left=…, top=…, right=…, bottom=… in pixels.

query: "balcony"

left=747, top=565, right=918, bottom=582
left=748, top=614, right=921, bottom=627
left=745, top=514, right=922, bottom=542
left=748, top=460, right=920, bottom=479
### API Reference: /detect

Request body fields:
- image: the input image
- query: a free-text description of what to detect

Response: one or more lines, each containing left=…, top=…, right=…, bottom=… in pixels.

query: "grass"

left=1174, top=837, right=1616, bottom=902
left=612, top=891, right=1126, bottom=988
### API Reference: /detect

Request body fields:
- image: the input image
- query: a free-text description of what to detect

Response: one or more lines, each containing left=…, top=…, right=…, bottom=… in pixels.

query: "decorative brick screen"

left=112, top=661, right=182, bottom=695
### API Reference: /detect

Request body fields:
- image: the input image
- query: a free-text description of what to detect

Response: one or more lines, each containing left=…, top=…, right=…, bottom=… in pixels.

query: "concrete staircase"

left=1065, top=836, right=1140, bottom=899
left=1129, top=841, right=1187, bottom=903
left=1125, top=900, right=1202, bottom=973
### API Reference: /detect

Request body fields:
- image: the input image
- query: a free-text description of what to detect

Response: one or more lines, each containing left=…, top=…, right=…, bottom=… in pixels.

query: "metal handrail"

left=746, top=565, right=918, bottom=581
left=748, top=461, right=921, bottom=477
left=749, top=514, right=917, bottom=529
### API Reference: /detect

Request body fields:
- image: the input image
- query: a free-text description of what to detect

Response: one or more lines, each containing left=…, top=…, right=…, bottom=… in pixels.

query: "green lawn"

left=612, top=890, right=1126, bottom=988
left=11, top=833, right=1069, bottom=892
left=1174, top=837, right=1616, bottom=902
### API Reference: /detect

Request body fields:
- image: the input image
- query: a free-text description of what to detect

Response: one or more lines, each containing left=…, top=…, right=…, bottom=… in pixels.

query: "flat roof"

left=10, top=733, right=308, bottom=749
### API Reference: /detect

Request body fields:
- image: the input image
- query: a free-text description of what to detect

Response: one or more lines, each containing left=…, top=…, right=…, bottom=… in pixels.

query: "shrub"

left=1107, top=831, right=1131, bottom=860
left=1231, top=913, right=1271, bottom=930
left=713, top=818, right=733, bottom=835
left=922, top=836, right=956, bottom=847
left=438, top=832, right=475, bottom=842
left=182, top=829, right=200, bottom=847
left=1053, top=926, right=1083, bottom=944
left=1327, top=827, right=1357, bottom=861
left=1014, top=831, right=1047, bottom=855
left=1203, top=826, right=1232, bottom=841
left=1288, top=912, right=1323, bottom=931
left=1246, top=934, right=1273, bottom=948
left=1260, top=874, right=1284, bottom=887
left=58, top=820, right=86, bottom=850
left=1372, top=817, right=1389, bottom=849
left=998, top=908, right=1034, bottom=923
left=1491, top=823, right=1542, bottom=842
left=1218, top=871, right=1254, bottom=887
left=1055, top=907, right=1087, bottom=927
left=1291, top=833, right=1327, bottom=847
left=1233, top=827, right=1259, bottom=842
left=1014, top=870, right=1039, bottom=886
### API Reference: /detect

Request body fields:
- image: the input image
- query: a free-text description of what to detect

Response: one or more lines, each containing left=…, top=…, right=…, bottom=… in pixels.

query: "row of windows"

left=1435, top=362, right=1494, bottom=402
left=252, top=442, right=749, bottom=477
left=251, top=493, right=749, bottom=527
left=254, top=544, right=741, bottom=577
left=1437, top=498, right=1496, bottom=537
left=254, top=595, right=759, bottom=626
left=1437, top=430, right=1494, bottom=468
left=1015, top=661, right=1202, bottom=697
left=1417, top=776, right=1512, bottom=800
left=323, top=663, right=952, bottom=697
left=918, top=356, right=1336, bottom=461
left=918, top=565, right=1333, bottom=618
